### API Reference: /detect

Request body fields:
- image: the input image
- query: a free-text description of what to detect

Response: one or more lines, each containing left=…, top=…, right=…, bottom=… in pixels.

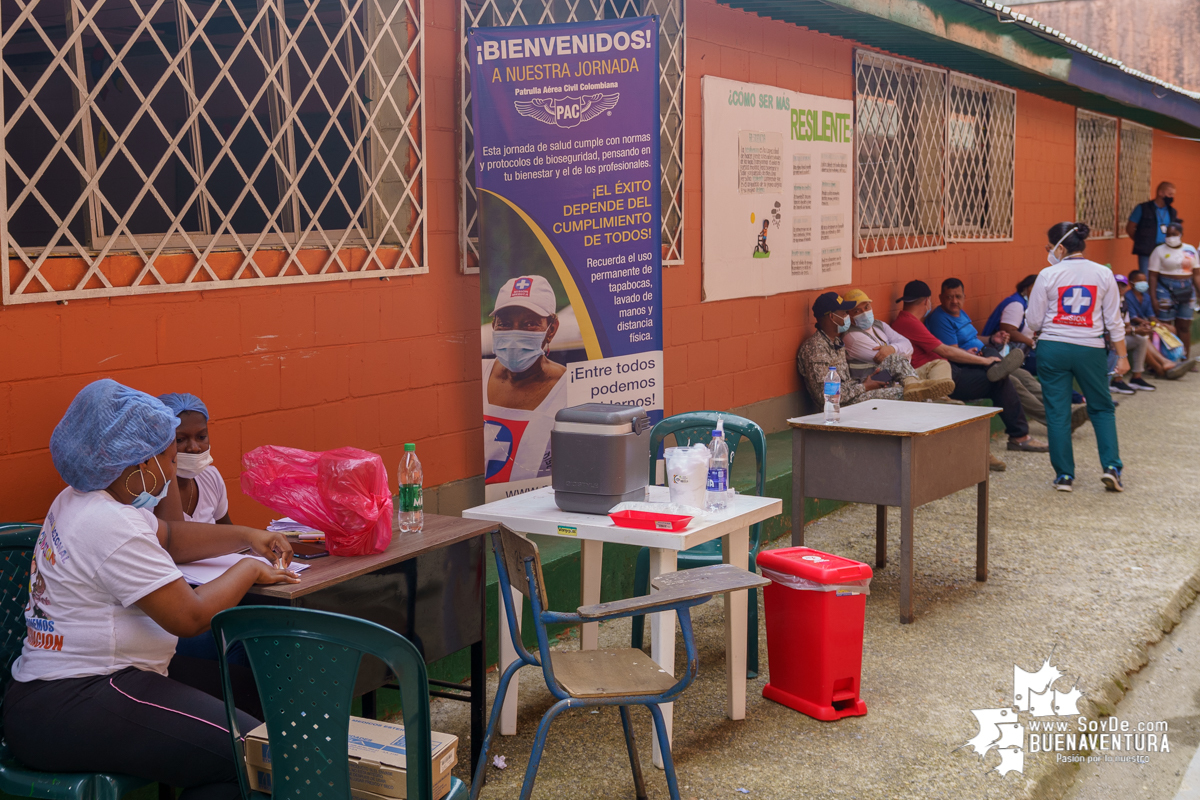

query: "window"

left=945, top=73, right=1015, bottom=242
left=459, top=0, right=684, bottom=273
left=2, top=0, right=425, bottom=304
left=1075, top=109, right=1118, bottom=240
left=854, top=50, right=945, bottom=257
left=1117, top=119, right=1153, bottom=237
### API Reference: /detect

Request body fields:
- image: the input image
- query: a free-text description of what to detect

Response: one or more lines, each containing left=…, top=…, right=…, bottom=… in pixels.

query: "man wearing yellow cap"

left=841, top=289, right=954, bottom=397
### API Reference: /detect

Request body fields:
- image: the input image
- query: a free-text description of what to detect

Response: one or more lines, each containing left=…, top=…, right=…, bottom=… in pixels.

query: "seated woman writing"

left=3, top=379, right=298, bottom=800
left=155, top=393, right=230, bottom=525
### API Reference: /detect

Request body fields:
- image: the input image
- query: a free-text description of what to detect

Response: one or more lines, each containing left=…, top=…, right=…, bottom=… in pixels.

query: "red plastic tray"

left=608, top=510, right=693, bottom=532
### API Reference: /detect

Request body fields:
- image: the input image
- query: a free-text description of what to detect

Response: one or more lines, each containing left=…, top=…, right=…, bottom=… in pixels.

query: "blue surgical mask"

left=131, top=456, right=170, bottom=510
left=853, top=310, right=875, bottom=330
left=836, top=315, right=852, bottom=335
left=492, top=329, right=547, bottom=373
left=1134, top=281, right=1149, bottom=293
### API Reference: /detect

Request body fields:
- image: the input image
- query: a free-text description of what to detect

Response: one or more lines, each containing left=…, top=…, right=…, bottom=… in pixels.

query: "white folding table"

left=463, top=485, right=782, bottom=768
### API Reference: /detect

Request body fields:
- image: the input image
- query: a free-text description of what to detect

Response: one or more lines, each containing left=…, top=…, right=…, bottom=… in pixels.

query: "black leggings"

left=3, top=660, right=260, bottom=800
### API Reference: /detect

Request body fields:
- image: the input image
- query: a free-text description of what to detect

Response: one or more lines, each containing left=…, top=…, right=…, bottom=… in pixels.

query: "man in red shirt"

left=890, top=280, right=1048, bottom=469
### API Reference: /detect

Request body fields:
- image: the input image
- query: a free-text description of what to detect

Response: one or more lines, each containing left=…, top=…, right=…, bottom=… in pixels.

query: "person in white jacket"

left=1027, top=222, right=1129, bottom=493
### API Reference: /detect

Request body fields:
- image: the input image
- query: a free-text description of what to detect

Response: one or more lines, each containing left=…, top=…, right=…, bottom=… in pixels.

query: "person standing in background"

left=1028, top=223, right=1128, bottom=493
left=1126, top=181, right=1178, bottom=273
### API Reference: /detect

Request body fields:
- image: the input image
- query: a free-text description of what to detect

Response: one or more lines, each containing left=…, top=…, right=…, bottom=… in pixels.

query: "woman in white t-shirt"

left=3, top=380, right=298, bottom=799
left=1146, top=222, right=1200, bottom=359
left=155, top=393, right=230, bottom=525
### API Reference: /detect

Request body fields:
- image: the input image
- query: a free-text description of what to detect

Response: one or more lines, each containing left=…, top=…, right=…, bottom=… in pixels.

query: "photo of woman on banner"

left=482, top=274, right=570, bottom=489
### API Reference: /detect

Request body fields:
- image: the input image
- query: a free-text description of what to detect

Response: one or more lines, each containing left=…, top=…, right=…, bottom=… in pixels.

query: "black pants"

left=949, top=362, right=1029, bottom=438
left=3, top=658, right=261, bottom=800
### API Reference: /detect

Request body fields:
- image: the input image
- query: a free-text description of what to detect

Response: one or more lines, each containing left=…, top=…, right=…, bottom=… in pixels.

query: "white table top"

left=462, top=486, right=782, bottom=550
left=788, top=399, right=999, bottom=436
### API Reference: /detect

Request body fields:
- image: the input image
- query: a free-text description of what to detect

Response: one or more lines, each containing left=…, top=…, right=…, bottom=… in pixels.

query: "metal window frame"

left=853, top=49, right=947, bottom=258
left=1, top=0, right=427, bottom=305
left=1075, top=108, right=1118, bottom=241
left=944, top=71, right=1015, bottom=243
left=458, top=0, right=685, bottom=274
left=1117, top=119, right=1152, bottom=239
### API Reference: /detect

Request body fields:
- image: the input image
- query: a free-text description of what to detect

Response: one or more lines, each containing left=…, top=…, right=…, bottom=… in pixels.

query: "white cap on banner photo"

left=492, top=275, right=557, bottom=318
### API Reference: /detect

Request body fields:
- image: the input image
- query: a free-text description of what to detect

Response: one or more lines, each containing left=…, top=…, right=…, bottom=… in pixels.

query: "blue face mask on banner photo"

left=492, top=330, right=547, bottom=373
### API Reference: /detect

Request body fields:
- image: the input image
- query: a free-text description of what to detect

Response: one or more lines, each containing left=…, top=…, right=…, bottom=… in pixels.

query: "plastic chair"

left=629, top=412, right=768, bottom=677
left=210, top=606, right=467, bottom=800
left=0, top=524, right=155, bottom=800
left=472, top=526, right=767, bottom=800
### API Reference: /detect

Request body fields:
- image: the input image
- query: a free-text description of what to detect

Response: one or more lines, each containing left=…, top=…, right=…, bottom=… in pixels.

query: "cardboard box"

left=245, top=716, right=457, bottom=800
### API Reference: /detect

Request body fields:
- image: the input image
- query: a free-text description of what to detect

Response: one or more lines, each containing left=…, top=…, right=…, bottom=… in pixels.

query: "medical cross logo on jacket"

left=483, top=416, right=528, bottom=484
left=511, top=278, right=532, bottom=297
left=1053, top=285, right=1097, bottom=327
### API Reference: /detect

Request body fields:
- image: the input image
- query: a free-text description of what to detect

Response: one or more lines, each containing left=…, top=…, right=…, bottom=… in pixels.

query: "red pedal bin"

left=756, top=547, right=872, bottom=720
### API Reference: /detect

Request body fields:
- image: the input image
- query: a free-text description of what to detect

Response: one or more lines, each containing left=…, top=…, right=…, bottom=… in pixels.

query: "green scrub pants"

left=1035, top=339, right=1122, bottom=479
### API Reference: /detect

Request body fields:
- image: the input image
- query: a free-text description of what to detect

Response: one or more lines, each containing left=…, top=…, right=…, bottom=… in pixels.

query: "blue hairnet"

left=50, top=379, right=180, bottom=492
left=157, top=392, right=210, bottom=420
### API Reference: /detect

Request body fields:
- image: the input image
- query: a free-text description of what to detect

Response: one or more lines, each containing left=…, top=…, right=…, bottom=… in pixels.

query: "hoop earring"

left=125, top=466, right=156, bottom=496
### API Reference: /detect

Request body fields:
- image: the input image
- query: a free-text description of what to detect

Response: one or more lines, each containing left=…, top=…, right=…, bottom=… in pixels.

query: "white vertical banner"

left=701, top=76, right=854, bottom=301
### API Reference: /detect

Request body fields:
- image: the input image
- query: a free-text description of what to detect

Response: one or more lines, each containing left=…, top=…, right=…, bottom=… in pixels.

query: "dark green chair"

left=210, top=606, right=467, bottom=800
left=629, top=412, right=769, bottom=677
left=0, top=524, right=154, bottom=800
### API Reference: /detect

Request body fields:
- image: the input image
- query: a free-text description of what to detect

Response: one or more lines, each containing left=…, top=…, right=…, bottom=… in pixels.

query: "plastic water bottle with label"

left=823, top=366, right=841, bottom=424
left=706, top=417, right=730, bottom=511
left=398, top=443, right=424, bottom=533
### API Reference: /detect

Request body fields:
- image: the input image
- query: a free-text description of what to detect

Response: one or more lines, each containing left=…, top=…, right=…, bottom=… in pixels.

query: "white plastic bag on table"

left=664, top=444, right=710, bottom=509
left=761, top=567, right=872, bottom=596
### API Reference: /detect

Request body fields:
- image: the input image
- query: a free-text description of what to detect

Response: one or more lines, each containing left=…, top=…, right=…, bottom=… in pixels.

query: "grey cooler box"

left=551, top=403, right=652, bottom=514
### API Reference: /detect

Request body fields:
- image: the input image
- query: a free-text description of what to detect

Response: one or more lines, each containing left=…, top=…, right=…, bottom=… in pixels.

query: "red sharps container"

left=755, top=546, right=872, bottom=720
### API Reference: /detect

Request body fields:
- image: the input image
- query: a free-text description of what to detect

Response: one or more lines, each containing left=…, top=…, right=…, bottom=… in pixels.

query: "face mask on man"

left=176, top=449, right=214, bottom=479
left=834, top=314, right=851, bottom=335
left=1164, top=196, right=1175, bottom=206
left=130, top=456, right=171, bottom=510
left=853, top=310, right=875, bottom=330
left=1166, top=235, right=1183, bottom=248
left=1134, top=280, right=1150, bottom=293
left=493, top=329, right=548, bottom=373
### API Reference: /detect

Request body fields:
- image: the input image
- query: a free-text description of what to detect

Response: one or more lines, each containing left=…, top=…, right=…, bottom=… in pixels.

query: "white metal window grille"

left=1075, top=109, right=1117, bottom=240
left=945, top=72, right=1014, bottom=242
left=1, top=0, right=425, bottom=304
left=854, top=50, right=946, bottom=258
left=1117, top=119, right=1152, bottom=238
left=459, top=0, right=684, bottom=273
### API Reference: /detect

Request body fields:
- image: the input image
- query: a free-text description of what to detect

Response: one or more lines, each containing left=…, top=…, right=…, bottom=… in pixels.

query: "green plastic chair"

left=0, top=524, right=155, bottom=800
left=210, top=606, right=467, bottom=800
left=629, top=412, right=769, bottom=677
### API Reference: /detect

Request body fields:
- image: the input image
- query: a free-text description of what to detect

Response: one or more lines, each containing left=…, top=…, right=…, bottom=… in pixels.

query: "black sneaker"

left=1129, top=376, right=1156, bottom=391
left=1101, top=467, right=1124, bottom=492
left=1109, top=380, right=1135, bottom=395
left=1053, top=475, right=1073, bottom=492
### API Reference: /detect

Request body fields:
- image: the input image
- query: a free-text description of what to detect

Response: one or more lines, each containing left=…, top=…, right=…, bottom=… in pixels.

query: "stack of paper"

left=266, top=517, right=323, bottom=535
left=179, top=553, right=309, bottom=585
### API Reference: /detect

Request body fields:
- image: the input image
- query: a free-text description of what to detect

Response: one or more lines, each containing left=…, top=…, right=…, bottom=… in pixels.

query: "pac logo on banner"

left=515, top=93, right=620, bottom=129
left=1053, top=285, right=1096, bottom=327
left=483, top=416, right=529, bottom=484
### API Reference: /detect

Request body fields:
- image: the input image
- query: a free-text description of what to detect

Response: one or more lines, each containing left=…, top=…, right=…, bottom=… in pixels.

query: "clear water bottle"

left=706, top=418, right=729, bottom=511
left=823, top=365, right=841, bottom=424
left=398, top=443, right=424, bottom=533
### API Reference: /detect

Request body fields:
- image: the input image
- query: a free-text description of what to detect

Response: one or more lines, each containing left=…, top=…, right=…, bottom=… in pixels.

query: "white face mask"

left=1166, top=235, right=1183, bottom=248
left=1047, top=226, right=1078, bottom=266
left=176, top=449, right=214, bottom=479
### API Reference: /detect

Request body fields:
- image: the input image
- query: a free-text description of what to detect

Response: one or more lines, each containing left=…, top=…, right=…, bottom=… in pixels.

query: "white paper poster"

left=702, top=76, right=854, bottom=302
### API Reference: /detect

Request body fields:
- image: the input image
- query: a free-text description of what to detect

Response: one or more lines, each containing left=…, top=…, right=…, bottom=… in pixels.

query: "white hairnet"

left=50, top=379, right=180, bottom=492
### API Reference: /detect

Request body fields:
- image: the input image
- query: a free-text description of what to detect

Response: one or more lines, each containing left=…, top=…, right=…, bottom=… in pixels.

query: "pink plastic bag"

left=241, top=445, right=394, bottom=556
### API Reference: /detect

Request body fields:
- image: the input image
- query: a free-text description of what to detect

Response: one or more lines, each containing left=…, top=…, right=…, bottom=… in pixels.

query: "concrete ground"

left=420, top=375, right=1200, bottom=800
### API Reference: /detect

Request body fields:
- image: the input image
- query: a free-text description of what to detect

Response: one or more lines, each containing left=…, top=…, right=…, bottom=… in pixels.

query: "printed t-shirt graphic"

left=481, top=358, right=567, bottom=485
left=1053, top=285, right=1097, bottom=327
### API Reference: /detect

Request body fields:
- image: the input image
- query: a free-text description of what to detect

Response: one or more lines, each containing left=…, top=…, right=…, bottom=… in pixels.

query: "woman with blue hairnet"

left=155, top=393, right=231, bottom=525
left=3, top=379, right=299, bottom=800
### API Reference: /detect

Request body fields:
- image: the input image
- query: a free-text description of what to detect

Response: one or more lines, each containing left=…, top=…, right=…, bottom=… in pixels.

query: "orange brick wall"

left=3, top=0, right=1199, bottom=526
